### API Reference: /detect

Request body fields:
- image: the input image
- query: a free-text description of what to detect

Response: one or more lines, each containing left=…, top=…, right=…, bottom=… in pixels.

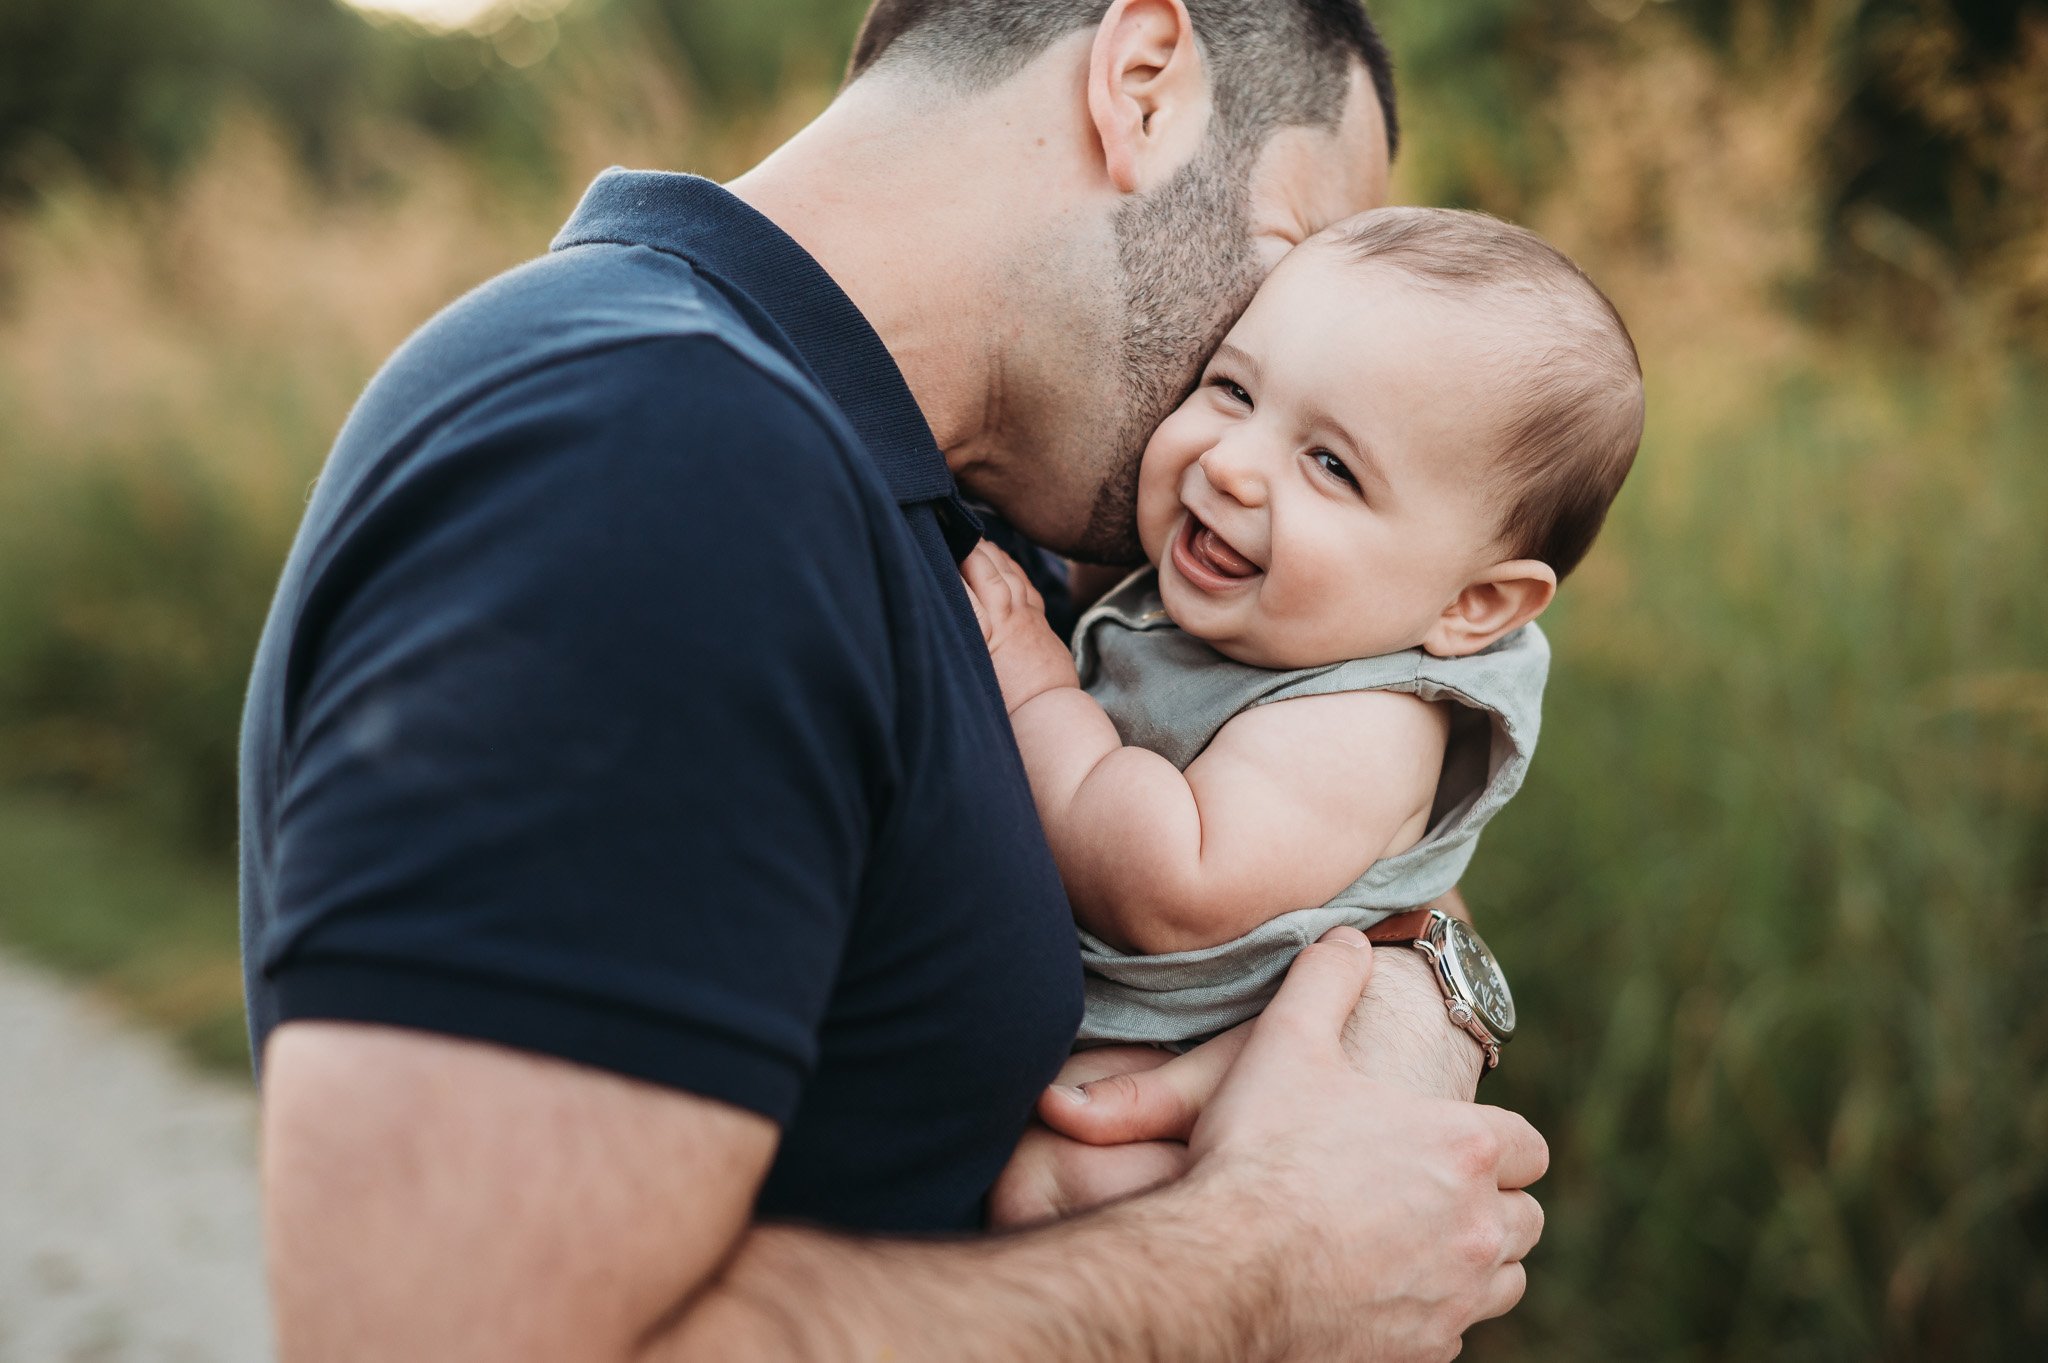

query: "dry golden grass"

left=0, top=15, right=2041, bottom=1357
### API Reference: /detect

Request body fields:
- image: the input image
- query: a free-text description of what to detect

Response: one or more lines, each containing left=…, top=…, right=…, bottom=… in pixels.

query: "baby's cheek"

left=1134, top=487, right=1177, bottom=566
left=1267, top=550, right=1393, bottom=657
left=1133, top=425, right=1196, bottom=562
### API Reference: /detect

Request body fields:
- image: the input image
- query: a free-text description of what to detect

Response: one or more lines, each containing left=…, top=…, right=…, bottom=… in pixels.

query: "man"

left=241, top=1, right=1548, bottom=1358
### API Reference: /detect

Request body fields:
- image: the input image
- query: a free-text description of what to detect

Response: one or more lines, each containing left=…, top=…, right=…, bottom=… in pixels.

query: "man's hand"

left=1032, top=956, right=1483, bottom=1159
left=782, top=925, right=1544, bottom=1362
left=1036, top=891, right=1489, bottom=1160
left=998, top=926, right=1540, bottom=1358
left=1183, top=927, right=1545, bottom=1360
left=988, top=1045, right=1190, bottom=1228
left=962, top=542, right=1082, bottom=714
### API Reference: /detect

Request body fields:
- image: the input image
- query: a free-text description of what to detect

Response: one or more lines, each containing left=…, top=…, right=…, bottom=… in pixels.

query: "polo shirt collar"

left=551, top=168, right=957, bottom=507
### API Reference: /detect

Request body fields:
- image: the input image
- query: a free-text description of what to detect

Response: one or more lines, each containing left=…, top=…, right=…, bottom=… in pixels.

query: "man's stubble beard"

left=1071, top=140, right=1263, bottom=566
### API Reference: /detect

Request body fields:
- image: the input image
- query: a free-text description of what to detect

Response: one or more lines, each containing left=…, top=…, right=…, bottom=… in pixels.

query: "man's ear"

left=1421, top=561, right=1557, bottom=659
left=1086, top=0, right=1209, bottom=195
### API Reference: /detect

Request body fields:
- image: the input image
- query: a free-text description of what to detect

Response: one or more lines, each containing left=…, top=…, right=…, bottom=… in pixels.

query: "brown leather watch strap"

left=1365, top=908, right=1434, bottom=944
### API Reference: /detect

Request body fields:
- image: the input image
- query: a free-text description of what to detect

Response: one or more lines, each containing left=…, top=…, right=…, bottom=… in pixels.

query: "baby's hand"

left=962, top=542, right=1081, bottom=714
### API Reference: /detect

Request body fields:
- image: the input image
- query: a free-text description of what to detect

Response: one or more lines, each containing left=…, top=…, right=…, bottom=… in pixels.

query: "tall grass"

left=0, top=15, right=2041, bottom=1359
left=1469, top=352, right=2048, bottom=1359
left=1452, top=11, right=2048, bottom=1356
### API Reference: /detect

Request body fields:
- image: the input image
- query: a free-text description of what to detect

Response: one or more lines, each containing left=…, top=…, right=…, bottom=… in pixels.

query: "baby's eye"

left=1210, top=377, right=1252, bottom=407
left=1311, top=449, right=1359, bottom=489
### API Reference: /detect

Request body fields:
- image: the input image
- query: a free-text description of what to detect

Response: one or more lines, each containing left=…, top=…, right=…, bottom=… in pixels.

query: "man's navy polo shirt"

left=239, top=169, right=1085, bottom=1232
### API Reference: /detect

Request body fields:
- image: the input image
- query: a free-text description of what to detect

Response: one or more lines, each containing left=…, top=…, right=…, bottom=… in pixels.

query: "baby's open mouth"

left=1172, top=513, right=1262, bottom=590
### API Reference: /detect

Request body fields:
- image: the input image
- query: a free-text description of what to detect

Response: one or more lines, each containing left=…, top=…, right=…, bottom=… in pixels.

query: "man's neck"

left=726, top=78, right=1036, bottom=478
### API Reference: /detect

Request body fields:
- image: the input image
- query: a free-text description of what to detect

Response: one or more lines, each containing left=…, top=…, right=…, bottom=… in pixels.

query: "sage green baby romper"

left=1071, top=568, right=1549, bottom=1047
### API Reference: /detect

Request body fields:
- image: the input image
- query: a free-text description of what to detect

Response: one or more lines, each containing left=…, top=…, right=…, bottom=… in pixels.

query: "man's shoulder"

left=335, top=241, right=842, bottom=481
left=424, top=240, right=779, bottom=379
left=269, top=242, right=907, bottom=691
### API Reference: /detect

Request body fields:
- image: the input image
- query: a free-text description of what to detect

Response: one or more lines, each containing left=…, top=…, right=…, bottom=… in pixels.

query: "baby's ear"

left=1422, top=560, right=1557, bottom=659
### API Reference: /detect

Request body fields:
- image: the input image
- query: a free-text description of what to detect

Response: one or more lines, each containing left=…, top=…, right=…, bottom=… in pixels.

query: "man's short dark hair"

left=846, top=0, right=1399, bottom=161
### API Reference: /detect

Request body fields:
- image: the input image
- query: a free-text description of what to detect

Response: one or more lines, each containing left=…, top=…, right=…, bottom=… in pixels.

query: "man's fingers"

left=988, top=1133, right=1191, bottom=1229
left=1050, top=1043, right=1177, bottom=1088
left=1500, top=1189, right=1544, bottom=1264
left=1038, top=1067, right=1199, bottom=1146
left=1038, top=1038, right=1237, bottom=1145
left=1475, top=1261, right=1528, bottom=1325
left=1245, top=927, right=1377, bottom=1053
left=1480, top=1108, right=1550, bottom=1190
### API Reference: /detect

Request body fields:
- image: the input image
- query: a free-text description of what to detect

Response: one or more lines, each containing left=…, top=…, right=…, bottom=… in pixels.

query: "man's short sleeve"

left=253, top=336, right=897, bottom=1123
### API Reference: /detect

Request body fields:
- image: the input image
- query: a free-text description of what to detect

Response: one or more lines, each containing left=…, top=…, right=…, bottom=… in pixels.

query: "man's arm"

left=1344, top=888, right=1487, bottom=1098
left=264, top=931, right=1542, bottom=1363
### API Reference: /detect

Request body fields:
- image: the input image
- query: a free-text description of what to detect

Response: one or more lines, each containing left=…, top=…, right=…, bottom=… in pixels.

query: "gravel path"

left=0, top=952, right=272, bottom=1363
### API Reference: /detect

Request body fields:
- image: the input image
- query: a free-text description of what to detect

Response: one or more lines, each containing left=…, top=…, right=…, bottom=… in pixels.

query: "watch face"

left=1441, top=918, right=1515, bottom=1037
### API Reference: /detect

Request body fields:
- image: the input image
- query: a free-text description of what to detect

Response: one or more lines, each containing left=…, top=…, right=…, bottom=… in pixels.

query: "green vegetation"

left=0, top=0, right=2041, bottom=1358
left=1468, top=354, right=2048, bottom=1358
left=0, top=792, right=249, bottom=1070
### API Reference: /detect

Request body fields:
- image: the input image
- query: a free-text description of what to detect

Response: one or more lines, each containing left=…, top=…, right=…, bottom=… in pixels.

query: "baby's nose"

left=1197, top=440, right=1268, bottom=506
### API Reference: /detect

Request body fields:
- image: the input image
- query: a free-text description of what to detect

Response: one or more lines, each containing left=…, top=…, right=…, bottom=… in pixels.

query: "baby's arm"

left=963, top=544, right=1447, bottom=955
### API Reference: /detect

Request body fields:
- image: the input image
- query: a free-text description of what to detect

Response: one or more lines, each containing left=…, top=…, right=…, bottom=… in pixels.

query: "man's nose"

left=1197, top=436, right=1269, bottom=508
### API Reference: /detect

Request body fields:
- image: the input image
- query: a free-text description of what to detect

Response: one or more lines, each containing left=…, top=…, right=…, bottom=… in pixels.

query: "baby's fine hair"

left=1324, top=207, right=1645, bottom=580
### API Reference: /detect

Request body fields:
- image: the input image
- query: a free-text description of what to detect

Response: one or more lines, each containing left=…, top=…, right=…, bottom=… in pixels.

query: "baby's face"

left=1136, top=245, right=1513, bottom=669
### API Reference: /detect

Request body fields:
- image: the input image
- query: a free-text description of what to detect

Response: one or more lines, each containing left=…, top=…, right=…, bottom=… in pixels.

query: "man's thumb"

left=1250, top=927, right=1377, bottom=1048
left=1038, top=1042, right=1235, bottom=1145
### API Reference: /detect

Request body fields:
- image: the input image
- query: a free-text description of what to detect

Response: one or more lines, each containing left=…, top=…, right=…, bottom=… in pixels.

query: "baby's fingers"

left=964, top=579, right=993, bottom=643
left=990, top=545, right=1045, bottom=614
left=961, top=543, right=1020, bottom=622
left=985, top=545, right=1045, bottom=613
left=987, top=542, right=1048, bottom=604
left=961, top=541, right=1008, bottom=604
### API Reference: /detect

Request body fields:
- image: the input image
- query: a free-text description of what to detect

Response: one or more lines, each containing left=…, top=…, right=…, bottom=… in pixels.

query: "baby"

left=964, top=206, right=1644, bottom=1049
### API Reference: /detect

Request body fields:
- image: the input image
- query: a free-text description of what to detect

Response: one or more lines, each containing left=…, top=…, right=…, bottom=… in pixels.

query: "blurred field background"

left=0, top=0, right=2042, bottom=1357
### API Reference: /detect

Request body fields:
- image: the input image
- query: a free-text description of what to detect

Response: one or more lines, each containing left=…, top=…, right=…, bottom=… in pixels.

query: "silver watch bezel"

left=1412, top=911, right=1515, bottom=1067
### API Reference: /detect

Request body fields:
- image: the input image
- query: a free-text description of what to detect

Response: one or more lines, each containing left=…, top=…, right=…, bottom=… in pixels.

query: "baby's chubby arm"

left=963, top=544, right=1447, bottom=955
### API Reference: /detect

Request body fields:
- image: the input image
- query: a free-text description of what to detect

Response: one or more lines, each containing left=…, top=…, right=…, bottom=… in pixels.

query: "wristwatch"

left=1365, top=909, right=1515, bottom=1070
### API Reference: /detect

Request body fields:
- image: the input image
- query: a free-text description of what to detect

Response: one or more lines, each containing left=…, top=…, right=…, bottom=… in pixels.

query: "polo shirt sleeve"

left=258, top=335, right=896, bottom=1123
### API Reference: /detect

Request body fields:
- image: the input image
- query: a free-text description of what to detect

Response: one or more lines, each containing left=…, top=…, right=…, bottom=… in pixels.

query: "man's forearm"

left=1344, top=892, right=1486, bottom=1100
left=681, top=909, right=1490, bottom=1359
left=269, top=937, right=1547, bottom=1363
left=270, top=1025, right=1282, bottom=1363
left=660, top=1170, right=1277, bottom=1363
